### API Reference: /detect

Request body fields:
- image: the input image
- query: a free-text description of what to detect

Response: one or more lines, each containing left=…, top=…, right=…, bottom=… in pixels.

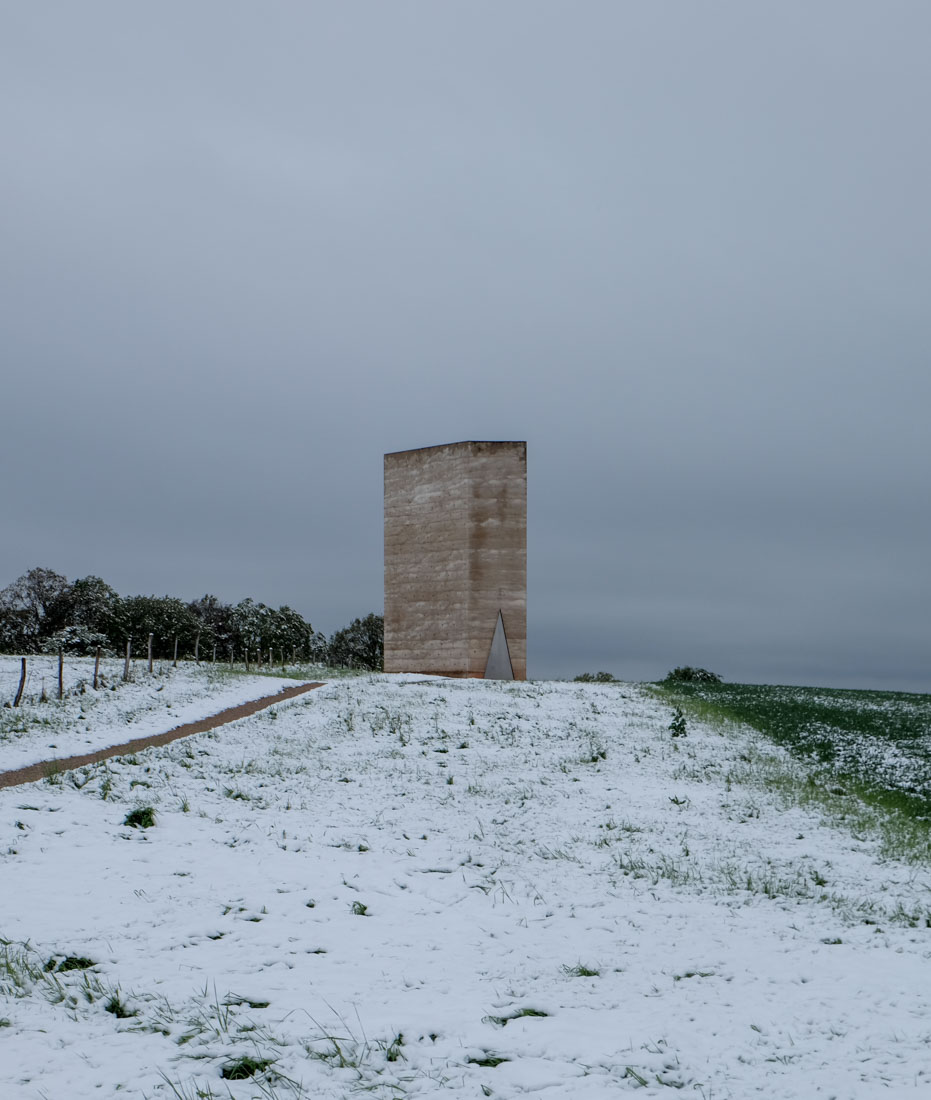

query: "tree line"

left=0, top=567, right=383, bottom=671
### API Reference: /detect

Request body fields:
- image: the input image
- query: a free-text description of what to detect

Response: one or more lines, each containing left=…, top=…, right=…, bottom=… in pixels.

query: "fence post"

left=94, top=647, right=101, bottom=690
left=173, top=636, right=179, bottom=667
left=123, top=640, right=131, bottom=682
left=194, top=631, right=201, bottom=664
left=58, top=650, right=64, bottom=700
left=245, top=646, right=250, bottom=672
left=13, top=657, right=26, bottom=707
left=148, top=633, right=154, bottom=675
left=212, top=643, right=217, bottom=664
left=229, top=646, right=234, bottom=669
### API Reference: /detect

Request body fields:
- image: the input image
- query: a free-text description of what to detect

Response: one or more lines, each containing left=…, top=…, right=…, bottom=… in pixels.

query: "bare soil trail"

left=0, top=681, right=324, bottom=790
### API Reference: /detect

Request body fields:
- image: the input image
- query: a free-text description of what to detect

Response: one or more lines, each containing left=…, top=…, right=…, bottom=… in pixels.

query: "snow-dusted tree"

left=188, top=594, right=234, bottom=657
left=0, top=604, right=29, bottom=653
left=68, top=576, right=123, bottom=637
left=0, top=567, right=71, bottom=652
left=269, top=605, right=314, bottom=657
left=231, top=598, right=270, bottom=655
left=205, top=598, right=316, bottom=661
left=120, top=595, right=201, bottom=659
left=307, top=629, right=329, bottom=663
left=40, top=626, right=113, bottom=656
left=327, top=613, right=384, bottom=671
left=0, top=569, right=323, bottom=664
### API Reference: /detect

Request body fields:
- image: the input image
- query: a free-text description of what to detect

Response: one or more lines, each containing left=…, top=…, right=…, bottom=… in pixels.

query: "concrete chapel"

left=383, top=441, right=527, bottom=679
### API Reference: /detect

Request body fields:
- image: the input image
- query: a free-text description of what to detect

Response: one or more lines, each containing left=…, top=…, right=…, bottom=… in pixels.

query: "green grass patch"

left=653, top=680, right=931, bottom=811
left=652, top=680, right=931, bottom=858
left=220, top=1055, right=273, bottom=1080
left=467, top=1054, right=510, bottom=1068
left=105, top=991, right=137, bottom=1018
left=562, top=962, right=600, bottom=977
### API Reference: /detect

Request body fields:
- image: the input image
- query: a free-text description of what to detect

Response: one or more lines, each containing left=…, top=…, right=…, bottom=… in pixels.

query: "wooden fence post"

left=13, top=657, right=26, bottom=707
left=245, top=646, right=250, bottom=672
left=194, top=631, right=201, bottom=664
left=173, top=636, right=179, bottom=667
left=148, top=634, right=154, bottom=674
left=58, top=650, right=64, bottom=701
left=93, top=647, right=101, bottom=690
left=212, top=643, right=217, bottom=664
left=229, top=646, right=234, bottom=669
left=123, top=640, right=131, bottom=682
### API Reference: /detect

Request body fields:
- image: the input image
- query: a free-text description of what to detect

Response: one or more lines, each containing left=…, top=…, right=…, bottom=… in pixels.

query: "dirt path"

left=0, top=681, right=324, bottom=790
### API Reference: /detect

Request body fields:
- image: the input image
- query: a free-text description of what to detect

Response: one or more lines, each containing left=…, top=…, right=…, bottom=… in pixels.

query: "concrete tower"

left=384, top=440, right=527, bottom=679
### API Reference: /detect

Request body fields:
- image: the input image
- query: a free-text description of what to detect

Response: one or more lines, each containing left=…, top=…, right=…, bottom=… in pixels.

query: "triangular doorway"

left=484, top=611, right=514, bottom=680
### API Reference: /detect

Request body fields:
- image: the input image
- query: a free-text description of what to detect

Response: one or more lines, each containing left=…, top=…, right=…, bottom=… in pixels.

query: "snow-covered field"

left=2, top=673, right=930, bottom=1098
left=0, top=655, right=304, bottom=771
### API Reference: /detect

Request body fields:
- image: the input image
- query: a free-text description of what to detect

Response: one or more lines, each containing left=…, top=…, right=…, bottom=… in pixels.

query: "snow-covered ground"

left=2, top=674, right=930, bottom=1099
left=0, top=655, right=306, bottom=771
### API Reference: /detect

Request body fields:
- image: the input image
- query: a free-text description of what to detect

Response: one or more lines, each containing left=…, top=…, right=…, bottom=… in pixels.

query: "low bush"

left=123, top=807, right=156, bottom=829
left=664, top=667, right=722, bottom=684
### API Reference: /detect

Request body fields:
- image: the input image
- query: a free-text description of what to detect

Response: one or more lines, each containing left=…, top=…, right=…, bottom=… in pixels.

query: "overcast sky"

left=2, top=3, right=929, bottom=691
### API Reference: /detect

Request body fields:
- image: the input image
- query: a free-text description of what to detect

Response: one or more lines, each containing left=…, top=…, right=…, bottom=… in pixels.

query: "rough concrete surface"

left=384, top=440, right=526, bottom=679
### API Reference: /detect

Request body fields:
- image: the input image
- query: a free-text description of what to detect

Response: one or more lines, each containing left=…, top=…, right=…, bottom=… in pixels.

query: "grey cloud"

left=1, top=2, right=929, bottom=689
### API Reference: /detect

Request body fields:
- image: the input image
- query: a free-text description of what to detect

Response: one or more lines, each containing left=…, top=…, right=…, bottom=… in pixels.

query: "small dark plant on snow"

left=45, top=955, right=95, bottom=973
left=105, top=991, right=137, bottom=1018
left=221, top=1055, right=273, bottom=1080
left=573, top=671, right=616, bottom=683
left=668, top=708, right=688, bottom=738
left=123, top=807, right=156, bottom=829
